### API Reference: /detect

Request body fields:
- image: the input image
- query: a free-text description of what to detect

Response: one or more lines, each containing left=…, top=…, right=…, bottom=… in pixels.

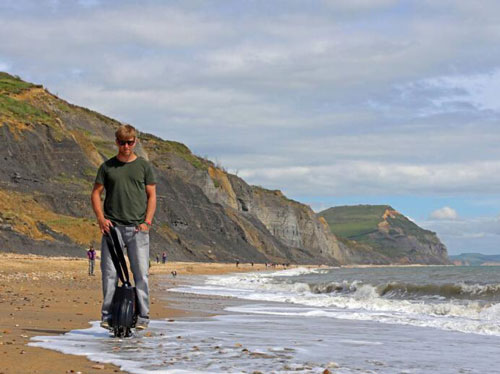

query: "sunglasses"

left=117, top=139, right=136, bottom=146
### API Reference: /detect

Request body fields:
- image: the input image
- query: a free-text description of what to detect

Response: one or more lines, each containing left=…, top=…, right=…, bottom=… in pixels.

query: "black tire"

left=118, top=294, right=135, bottom=327
left=113, top=326, right=123, bottom=338
left=113, top=326, right=132, bottom=338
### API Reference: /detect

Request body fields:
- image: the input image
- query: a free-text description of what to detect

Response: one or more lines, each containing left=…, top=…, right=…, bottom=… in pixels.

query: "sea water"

left=30, top=266, right=500, bottom=373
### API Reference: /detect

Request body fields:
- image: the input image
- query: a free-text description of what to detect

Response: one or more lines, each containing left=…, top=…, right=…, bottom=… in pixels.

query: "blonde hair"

left=115, top=124, right=137, bottom=140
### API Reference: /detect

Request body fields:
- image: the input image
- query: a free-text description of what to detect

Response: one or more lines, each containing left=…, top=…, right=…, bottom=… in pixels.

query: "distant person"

left=162, top=252, right=167, bottom=264
left=87, top=245, right=96, bottom=276
left=156, top=254, right=160, bottom=264
left=236, top=259, right=240, bottom=268
left=91, top=124, right=157, bottom=331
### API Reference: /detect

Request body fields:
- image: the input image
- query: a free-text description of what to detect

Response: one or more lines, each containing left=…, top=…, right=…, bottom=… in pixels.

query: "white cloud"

left=237, top=160, right=500, bottom=197
left=430, top=207, right=459, bottom=220
left=419, top=215, right=500, bottom=255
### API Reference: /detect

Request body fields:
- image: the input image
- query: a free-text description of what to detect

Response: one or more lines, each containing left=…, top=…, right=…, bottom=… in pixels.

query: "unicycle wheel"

left=113, top=326, right=132, bottom=338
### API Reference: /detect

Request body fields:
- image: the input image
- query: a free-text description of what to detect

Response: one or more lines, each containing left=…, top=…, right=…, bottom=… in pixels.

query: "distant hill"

left=449, top=253, right=500, bottom=266
left=318, top=205, right=449, bottom=264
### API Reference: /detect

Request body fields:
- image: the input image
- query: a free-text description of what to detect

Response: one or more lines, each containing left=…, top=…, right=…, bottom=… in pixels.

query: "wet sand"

left=0, top=254, right=267, bottom=374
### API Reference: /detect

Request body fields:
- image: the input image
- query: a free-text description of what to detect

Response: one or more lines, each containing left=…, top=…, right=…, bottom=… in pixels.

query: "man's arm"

left=91, top=183, right=113, bottom=233
left=138, top=184, right=157, bottom=231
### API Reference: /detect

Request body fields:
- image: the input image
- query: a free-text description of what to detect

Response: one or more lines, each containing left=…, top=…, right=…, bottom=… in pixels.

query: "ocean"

left=31, top=266, right=500, bottom=373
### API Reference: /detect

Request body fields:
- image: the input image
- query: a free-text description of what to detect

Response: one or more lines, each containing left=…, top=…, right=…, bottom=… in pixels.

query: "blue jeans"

left=100, top=225, right=150, bottom=319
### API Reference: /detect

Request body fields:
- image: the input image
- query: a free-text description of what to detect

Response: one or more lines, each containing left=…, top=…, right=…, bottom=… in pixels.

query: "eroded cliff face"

left=188, top=169, right=347, bottom=265
left=368, top=209, right=449, bottom=264
left=248, top=188, right=346, bottom=264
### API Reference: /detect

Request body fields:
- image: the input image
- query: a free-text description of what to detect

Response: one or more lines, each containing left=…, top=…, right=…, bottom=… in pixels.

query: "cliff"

left=1, top=73, right=449, bottom=265
left=318, top=205, right=450, bottom=264
left=0, top=72, right=346, bottom=264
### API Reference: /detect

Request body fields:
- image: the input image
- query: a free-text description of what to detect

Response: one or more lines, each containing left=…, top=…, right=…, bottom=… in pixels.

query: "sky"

left=1, top=0, right=499, bottom=255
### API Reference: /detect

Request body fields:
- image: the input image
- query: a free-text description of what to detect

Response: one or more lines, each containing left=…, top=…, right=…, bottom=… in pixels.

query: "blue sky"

left=1, top=0, right=499, bottom=255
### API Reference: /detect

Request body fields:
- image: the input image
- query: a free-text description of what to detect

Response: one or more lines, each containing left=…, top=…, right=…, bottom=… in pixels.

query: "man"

left=87, top=244, right=96, bottom=276
left=91, top=124, right=157, bottom=331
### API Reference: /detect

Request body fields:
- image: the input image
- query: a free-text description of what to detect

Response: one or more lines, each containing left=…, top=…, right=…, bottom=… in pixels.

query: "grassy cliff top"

left=140, top=132, right=212, bottom=170
left=0, top=72, right=40, bottom=94
left=318, top=205, right=392, bottom=238
left=319, top=204, right=435, bottom=241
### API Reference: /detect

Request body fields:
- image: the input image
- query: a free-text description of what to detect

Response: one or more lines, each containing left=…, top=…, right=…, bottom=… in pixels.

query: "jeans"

left=88, top=259, right=95, bottom=275
left=100, top=225, right=150, bottom=319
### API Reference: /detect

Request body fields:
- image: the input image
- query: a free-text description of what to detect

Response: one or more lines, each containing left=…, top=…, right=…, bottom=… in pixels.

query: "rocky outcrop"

left=247, top=187, right=346, bottom=264
left=319, top=205, right=449, bottom=264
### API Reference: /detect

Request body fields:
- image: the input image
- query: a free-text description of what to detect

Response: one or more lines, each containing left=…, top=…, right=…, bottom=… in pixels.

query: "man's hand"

left=136, top=223, right=149, bottom=232
left=98, top=217, right=113, bottom=234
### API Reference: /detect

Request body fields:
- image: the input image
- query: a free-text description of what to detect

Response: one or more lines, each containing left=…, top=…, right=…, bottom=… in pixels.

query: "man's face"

left=116, top=137, right=136, bottom=156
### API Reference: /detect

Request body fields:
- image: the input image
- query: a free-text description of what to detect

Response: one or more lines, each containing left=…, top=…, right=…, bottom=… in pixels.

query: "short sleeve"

left=145, top=162, right=156, bottom=185
left=95, top=163, right=105, bottom=185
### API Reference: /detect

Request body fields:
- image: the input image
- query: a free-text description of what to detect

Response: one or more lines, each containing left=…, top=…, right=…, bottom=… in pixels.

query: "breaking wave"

left=310, top=280, right=500, bottom=301
left=170, top=266, right=500, bottom=336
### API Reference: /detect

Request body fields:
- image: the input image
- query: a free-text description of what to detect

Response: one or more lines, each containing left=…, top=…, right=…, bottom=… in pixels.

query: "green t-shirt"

left=95, top=156, right=156, bottom=226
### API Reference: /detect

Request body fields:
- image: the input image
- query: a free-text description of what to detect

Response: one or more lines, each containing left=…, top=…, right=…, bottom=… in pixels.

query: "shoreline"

left=0, top=253, right=461, bottom=374
left=0, top=253, right=268, bottom=374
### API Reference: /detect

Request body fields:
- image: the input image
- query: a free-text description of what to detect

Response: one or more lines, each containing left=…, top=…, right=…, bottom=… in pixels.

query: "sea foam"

left=171, top=268, right=500, bottom=336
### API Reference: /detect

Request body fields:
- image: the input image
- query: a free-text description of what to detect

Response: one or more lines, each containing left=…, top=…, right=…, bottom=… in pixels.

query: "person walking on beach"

left=162, top=252, right=167, bottom=264
left=91, top=124, right=157, bottom=331
left=87, top=245, right=96, bottom=276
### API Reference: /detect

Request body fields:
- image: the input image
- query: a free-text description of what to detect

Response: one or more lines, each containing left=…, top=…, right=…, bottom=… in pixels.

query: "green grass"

left=0, top=94, right=53, bottom=124
left=55, top=100, right=72, bottom=113
left=91, top=139, right=116, bottom=160
left=0, top=72, right=36, bottom=94
left=45, top=217, right=93, bottom=226
left=326, top=220, right=380, bottom=239
left=140, top=133, right=210, bottom=170
left=386, top=215, right=434, bottom=237
left=319, top=205, right=389, bottom=239
left=83, top=167, right=98, bottom=178
left=77, top=127, right=93, bottom=137
left=53, top=173, right=93, bottom=189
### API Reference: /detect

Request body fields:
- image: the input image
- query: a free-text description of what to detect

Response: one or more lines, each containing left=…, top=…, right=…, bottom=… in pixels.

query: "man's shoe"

left=135, top=316, right=149, bottom=330
left=100, top=317, right=112, bottom=330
